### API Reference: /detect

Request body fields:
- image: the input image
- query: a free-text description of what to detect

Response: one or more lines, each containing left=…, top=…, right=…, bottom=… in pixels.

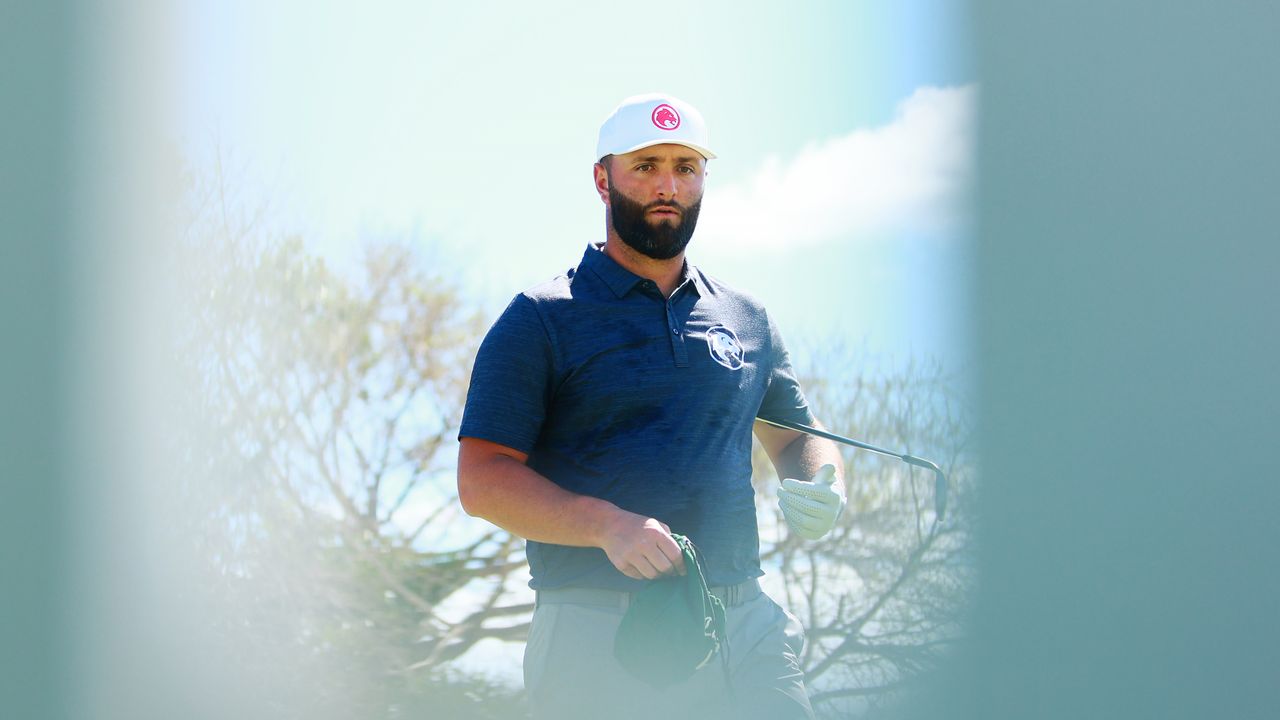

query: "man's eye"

left=678, top=166, right=695, bottom=174
left=635, top=164, right=653, bottom=172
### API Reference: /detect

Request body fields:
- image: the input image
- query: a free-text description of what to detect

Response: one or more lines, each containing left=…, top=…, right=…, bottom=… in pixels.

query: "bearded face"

left=607, top=183, right=702, bottom=261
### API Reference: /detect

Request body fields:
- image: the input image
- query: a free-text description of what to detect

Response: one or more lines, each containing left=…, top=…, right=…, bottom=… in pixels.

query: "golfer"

left=458, top=93, right=846, bottom=720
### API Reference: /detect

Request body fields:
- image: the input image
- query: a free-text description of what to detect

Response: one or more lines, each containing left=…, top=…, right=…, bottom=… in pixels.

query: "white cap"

left=596, top=93, right=716, bottom=162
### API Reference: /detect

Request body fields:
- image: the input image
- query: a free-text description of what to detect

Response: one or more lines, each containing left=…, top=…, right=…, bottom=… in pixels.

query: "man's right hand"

left=599, top=512, right=687, bottom=580
left=458, top=438, right=687, bottom=580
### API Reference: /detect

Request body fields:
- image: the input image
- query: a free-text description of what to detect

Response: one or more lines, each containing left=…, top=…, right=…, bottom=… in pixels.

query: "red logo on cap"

left=652, top=104, right=681, bottom=131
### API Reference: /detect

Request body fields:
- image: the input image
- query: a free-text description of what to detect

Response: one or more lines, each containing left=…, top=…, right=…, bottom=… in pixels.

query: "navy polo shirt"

left=459, top=243, right=814, bottom=591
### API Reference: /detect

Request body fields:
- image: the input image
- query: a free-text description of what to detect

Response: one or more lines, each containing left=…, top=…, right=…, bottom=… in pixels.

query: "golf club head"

left=933, top=468, right=948, bottom=521
left=903, top=454, right=948, bottom=521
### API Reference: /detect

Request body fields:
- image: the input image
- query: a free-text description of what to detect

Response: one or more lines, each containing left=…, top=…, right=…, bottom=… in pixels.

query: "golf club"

left=756, top=415, right=948, bottom=521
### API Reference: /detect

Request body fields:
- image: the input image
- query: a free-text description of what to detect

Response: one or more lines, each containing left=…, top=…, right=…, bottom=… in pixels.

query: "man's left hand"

left=778, top=464, right=845, bottom=540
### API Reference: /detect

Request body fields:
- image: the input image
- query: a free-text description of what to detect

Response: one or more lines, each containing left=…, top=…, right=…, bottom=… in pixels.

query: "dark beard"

left=608, top=185, right=702, bottom=260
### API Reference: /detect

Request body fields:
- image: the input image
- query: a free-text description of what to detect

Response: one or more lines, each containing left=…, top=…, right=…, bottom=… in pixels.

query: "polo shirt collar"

left=581, top=242, right=707, bottom=299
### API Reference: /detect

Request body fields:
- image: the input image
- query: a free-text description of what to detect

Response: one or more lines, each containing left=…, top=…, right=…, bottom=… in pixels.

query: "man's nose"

left=655, top=170, right=679, bottom=198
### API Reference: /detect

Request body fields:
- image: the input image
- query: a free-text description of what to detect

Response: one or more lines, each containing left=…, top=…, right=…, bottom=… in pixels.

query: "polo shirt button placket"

left=667, top=305, right=689, bottom=367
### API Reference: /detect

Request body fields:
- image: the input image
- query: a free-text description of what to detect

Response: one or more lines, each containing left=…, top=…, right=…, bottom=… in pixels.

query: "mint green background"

left=1, top=2, right=74, bottom=719
left=906, top=2, right=1280, bottom=718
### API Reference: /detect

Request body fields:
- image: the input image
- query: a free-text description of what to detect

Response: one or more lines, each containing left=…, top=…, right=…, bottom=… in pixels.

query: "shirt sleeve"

left=756, top=309, right=816, bottom=427
left=458, top=294, right=555, bottom=454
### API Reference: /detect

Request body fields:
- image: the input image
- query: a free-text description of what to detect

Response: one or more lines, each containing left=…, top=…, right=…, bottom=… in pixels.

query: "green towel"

left=612, top=533, right=727, bottom=688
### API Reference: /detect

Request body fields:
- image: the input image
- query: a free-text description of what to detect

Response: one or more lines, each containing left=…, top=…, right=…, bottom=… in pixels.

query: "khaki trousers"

left=524, top=586, right=814, bottom=720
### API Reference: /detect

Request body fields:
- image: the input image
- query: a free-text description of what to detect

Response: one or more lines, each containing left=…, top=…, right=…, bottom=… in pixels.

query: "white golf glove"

left=778, top=464, right=845, bottom=540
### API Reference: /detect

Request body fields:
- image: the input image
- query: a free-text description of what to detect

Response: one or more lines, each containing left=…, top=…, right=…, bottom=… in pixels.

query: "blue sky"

left=178, top=0, right=974, bottom=373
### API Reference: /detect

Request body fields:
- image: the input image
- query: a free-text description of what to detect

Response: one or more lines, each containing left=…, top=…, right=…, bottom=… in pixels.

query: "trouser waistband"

left=536, top=577, right=762, bottom=611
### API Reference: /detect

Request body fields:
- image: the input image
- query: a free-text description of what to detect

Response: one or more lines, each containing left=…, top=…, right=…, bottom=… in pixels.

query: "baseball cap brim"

left=604, top=139, right=717, bottom=161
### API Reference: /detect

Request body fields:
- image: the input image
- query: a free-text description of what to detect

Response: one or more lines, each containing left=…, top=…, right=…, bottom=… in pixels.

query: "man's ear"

left=593, top=160, right=611, bottom=205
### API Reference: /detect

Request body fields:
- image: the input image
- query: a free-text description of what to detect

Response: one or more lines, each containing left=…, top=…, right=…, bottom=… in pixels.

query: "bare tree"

left=171, top=169, right=531, bottom=717
left=755, top=350, right=975, bottom=719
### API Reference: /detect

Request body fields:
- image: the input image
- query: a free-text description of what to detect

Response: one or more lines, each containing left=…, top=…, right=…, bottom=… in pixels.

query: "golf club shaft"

left=757, top=416, right=905, bottom=461
left=756, top=415, right=949, bottom=520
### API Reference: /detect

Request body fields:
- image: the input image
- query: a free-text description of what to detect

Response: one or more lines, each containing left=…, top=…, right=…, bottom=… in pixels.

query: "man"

left=457, top=93, right=846, bottom=720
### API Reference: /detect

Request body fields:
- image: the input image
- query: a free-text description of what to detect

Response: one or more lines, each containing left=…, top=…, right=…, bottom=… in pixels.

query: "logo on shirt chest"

left=706, top=325, right=745, bottom=370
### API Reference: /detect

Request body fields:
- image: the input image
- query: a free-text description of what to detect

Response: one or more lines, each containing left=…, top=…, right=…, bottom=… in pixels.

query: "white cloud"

left=697, top=85, right=976, bottom=252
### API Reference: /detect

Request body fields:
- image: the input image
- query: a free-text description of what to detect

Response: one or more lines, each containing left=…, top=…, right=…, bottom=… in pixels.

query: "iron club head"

left=902, top=454, right=948, bottom=521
